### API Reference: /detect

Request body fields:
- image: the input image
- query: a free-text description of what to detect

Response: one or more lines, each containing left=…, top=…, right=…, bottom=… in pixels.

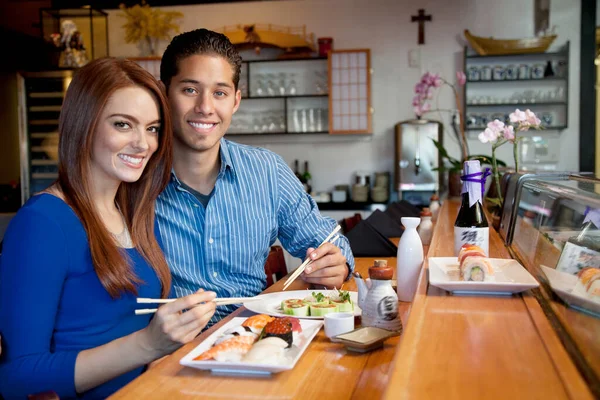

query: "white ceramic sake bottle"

left=397, top=217, right=424, bottom=302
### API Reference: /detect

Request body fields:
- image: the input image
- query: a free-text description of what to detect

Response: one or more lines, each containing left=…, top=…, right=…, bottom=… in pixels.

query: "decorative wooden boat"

left=220, top=24, right=316, bottom=56
left=464, top=29, right=557, bottom=56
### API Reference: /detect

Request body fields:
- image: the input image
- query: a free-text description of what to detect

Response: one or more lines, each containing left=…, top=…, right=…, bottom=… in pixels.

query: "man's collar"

left=219, top=138, right=236, bottom=176
left=170, top=138, right=235, bottom=184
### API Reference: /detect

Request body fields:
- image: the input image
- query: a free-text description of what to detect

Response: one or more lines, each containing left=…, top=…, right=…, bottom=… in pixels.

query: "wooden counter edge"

left=521, top=293, right=594, bottom=399
left=382, top=199, right=594, bottom=400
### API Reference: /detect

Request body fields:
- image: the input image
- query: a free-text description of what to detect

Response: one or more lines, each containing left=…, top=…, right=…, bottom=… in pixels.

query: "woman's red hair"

left=58, top=57, right=172, bottom=298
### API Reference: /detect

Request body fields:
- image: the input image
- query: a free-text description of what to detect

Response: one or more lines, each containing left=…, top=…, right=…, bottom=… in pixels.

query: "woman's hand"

left=139, top=289, right=217, bottom=358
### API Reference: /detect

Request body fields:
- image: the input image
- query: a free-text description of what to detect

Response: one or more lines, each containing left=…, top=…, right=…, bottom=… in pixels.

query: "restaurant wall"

left=106, top=0, right=581, bottom=192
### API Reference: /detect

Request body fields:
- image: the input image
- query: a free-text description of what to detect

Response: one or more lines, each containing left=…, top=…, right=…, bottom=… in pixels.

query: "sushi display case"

left=503, top=172, right=600, bottom=388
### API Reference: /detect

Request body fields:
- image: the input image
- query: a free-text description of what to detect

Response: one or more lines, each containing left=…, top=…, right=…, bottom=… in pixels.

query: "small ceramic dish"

left=331, top=326, right=398, bottom=353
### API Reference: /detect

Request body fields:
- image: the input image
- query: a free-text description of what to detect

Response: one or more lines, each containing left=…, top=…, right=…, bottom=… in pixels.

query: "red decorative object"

left=318, top=37, right=333, bottom=57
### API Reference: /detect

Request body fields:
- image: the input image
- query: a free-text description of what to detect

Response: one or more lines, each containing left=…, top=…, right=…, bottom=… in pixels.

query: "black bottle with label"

left=453, top=160, right=489, bottom=255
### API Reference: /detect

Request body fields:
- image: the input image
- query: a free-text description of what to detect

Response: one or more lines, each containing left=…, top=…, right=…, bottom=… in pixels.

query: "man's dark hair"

left=160, top=28, right=242, bottom=91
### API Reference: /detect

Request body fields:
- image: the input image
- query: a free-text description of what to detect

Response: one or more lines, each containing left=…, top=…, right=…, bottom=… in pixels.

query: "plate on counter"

left=243, top=290, right=361, bottom=319
left=180, top=317, right=323, bottom=375
left=540, top=265, right=600, bottom=317
left=428, top=257, right=539, bottom=295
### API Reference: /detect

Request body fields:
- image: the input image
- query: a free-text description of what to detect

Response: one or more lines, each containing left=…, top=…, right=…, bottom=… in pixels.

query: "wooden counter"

left=110, top=255, right=409, bottom=400
left=111, top=200, right=594, bottom=399
left=383, top=200, right=593, bottom=400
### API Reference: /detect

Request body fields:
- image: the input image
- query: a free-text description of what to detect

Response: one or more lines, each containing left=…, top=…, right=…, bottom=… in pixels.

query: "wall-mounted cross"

left=411, top=9, right=432, bottom=45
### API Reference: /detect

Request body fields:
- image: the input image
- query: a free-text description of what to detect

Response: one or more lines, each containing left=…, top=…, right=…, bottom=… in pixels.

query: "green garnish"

left=312, top=291, right=326, bottom=302
left=338, top=289, right=351, bottom=303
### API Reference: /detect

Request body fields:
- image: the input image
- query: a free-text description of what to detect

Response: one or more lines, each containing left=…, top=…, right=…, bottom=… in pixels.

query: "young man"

left=156, top=29, right=355, bottom=325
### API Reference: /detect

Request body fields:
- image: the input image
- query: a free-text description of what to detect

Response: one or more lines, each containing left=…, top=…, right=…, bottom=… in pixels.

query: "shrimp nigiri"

left=194, top=335, right=256, bottom=362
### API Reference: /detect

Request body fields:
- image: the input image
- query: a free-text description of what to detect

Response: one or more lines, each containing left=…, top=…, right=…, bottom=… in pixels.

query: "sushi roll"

left=280, top=316, right=303, bottom=342
left=283, top=301, right=309, bottom=317
left=281, top=298, right=303, bottom=310
left=309, top=303, right=338, bottom=317
left=261, top=318, right=294, bottom=348
left=460, top=256, right=494, bottom=281
left=330, top=289, right=354, bottom=313
left=303, top=291, right=329, bottom=306
left=194, top=335, right=256, bottom=362
left=576, top=267, right=600, bottom=300
left=458, top=244, right=487, bottom=265
left=242, top=314, right=275, bottom=334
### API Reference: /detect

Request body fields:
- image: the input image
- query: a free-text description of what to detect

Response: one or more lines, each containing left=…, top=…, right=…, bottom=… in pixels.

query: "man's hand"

left=300, top=242, right=348, bottom=289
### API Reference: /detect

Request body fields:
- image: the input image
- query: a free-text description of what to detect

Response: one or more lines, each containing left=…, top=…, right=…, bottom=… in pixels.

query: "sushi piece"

left=280, top=316, right=302, bottom=334
left=460, top=256, right=494, bottom=281
left=194, top=335, right=256, bottom=362
left=281, top=298, right=304, bottom=310
left=576, top=267, right=600, bottom=300
left=303, top=291, right=329, bottom=306
left=280, top=316, right=303, bottom=341
left=261, top=318, right=293, bottom=348
left=309, top=303, right=338, bottom=317
left=283, top=301, right=309, bottom=316
left=213, top=325, right=258, bottom=346
left=458, top=244, right=487, bottom=265
left=330, top=289, right=354, bottom=313
left=242, top=337, right=289, bottom=365
left=242, top=314, right=275, bottom=334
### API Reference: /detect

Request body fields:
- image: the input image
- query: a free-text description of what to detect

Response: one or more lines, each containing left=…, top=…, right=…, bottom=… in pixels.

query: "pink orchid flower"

left=509, top=109, right=527, bottom=123
left=503, top=125, right=515, bottom=141
left=414, top=82, right=427, bottom=94
left=478, top=127, right=499, bottom=143
left=488, top=119, right=505, bottom=131
left=525, top=109, right=541, bottom=127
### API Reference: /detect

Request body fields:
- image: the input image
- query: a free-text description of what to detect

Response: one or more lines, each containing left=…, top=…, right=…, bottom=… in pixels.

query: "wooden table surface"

left=110, top=255, right=408, bottom=399
left=383, top=200, right=593, bottom=400
left=111, top=200, right=595, bottom=399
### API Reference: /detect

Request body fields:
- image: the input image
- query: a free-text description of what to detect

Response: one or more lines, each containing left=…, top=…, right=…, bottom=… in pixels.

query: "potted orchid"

left=478, top=108, right=542, bottom=208
left=413, top=71, right=469, bottom=196
left=413, top=71, right=469, bottom=164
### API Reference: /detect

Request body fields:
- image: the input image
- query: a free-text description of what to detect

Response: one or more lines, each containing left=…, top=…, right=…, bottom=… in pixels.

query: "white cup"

left=324, top=312, right=355, bottom=338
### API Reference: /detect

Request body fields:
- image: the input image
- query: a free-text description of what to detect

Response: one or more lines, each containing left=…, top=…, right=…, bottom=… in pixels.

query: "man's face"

left=167, top=54, right=241, bottom=155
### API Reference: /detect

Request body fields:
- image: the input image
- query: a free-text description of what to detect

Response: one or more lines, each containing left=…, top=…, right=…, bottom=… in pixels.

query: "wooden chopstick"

left=134, top=295, right=265, bottom=315
left=282, top=226, right=342, bottom=291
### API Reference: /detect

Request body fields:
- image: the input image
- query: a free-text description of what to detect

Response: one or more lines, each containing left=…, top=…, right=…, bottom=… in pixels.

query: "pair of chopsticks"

left=134, top=295, right=265, bottom=315
left=282, top=225, right=342, bottom=291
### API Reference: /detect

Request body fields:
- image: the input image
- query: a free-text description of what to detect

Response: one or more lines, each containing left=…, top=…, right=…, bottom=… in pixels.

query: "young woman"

left=0, top=58, right=216, bottom=399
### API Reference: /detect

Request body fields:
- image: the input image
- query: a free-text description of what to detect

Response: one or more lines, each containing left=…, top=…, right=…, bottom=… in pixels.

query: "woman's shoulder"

left=22, top=192, right=74, bottom=217
left=11, top=193, right=79, bottom=231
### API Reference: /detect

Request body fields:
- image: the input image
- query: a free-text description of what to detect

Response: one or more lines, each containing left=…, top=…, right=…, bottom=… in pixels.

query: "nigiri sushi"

left=194, top=335, right=256, bottom=362
left=576, top=267, right=600, bottom=301
left=213, top=325, right=258, bottom=346
left=242, top=337, right=289, bottom=365
left=460, top=256, right=494, bottom=281
left=261, top=318, right=293, bottom=348
left=242, top=314, right=275, bottom=333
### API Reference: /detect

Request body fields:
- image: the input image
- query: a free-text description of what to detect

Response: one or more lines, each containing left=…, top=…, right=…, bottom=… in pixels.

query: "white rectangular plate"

left=429, top=257, right=539, bottom=295
left=244, top=290, right=361, bottom=319
left=540, top=265, right=600, bottom=317
left=180, top=317, right=323, bottom=375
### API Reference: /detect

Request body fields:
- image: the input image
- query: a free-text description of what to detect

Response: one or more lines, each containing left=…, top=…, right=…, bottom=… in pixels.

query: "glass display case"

left=17, top=70, right=73, bottom=202
left=505, top=173, right=600, bottom=395
left=40, top=8, right=108, bottom=64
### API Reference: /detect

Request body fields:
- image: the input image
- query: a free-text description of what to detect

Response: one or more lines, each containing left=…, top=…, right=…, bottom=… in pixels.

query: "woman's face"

left=90, top=86, right=161, bottom=189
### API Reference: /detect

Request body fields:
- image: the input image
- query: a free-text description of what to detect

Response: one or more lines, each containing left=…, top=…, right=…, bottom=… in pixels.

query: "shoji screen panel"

left=328, top=49, right=372, bottom=134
